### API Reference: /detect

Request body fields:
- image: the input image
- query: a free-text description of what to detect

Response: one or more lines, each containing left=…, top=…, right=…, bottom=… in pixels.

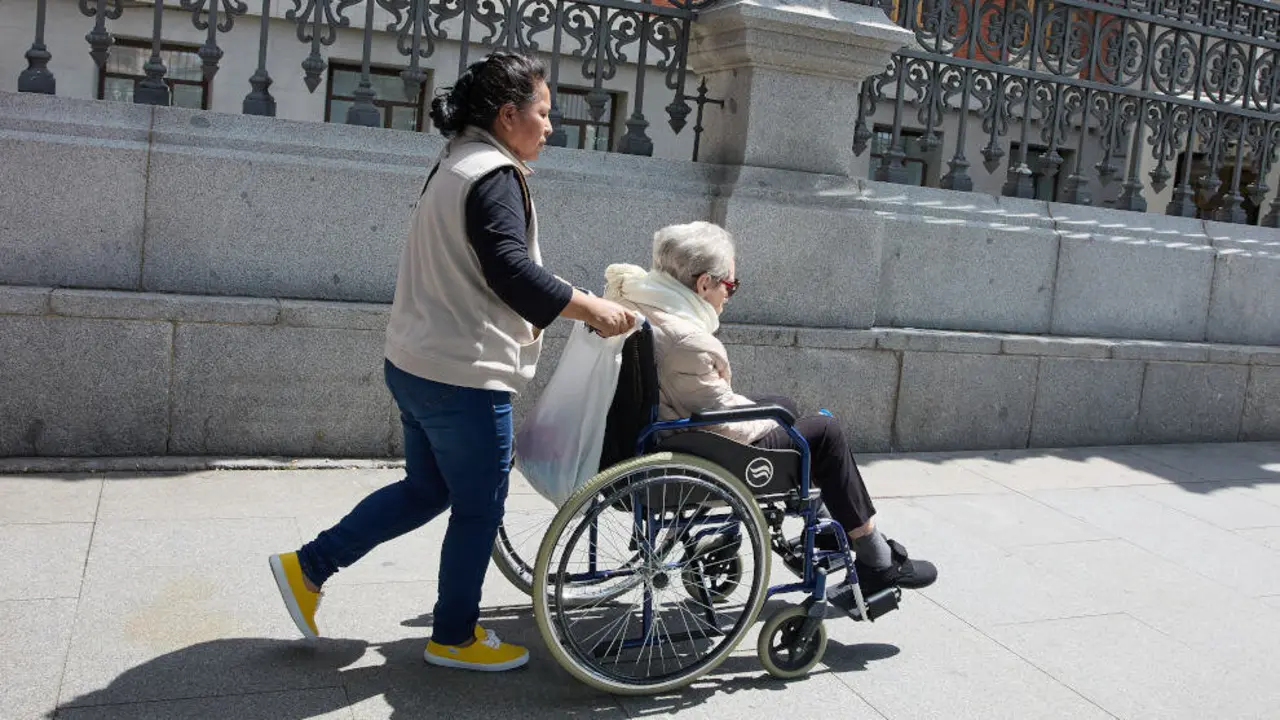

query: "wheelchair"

left=493, top=322, right=902, bottom=695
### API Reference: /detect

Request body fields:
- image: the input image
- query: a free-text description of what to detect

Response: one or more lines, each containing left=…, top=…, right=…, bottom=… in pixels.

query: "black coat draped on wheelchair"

left=498, top=321, right=902, bottom=694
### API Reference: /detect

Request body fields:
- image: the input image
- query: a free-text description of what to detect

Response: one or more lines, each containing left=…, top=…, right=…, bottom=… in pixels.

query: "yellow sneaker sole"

left=269, top=554, right=318, bottom=639
left=423, top=647, right=529, bottom=672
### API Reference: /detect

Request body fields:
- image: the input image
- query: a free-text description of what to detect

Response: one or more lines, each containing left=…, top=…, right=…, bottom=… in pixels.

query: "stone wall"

left=6, top=92, right=1280, bottom=344
left=3, top=286, right=1278, bottom=457
left=4, top=90, right=1280, bottom=456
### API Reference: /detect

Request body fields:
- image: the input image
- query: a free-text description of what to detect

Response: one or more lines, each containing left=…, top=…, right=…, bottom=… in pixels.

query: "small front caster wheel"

left=757, top=605, right=827, bottom=679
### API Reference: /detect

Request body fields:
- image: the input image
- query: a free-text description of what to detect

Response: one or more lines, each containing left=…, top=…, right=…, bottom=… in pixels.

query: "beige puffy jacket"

left=604, top=266, right=777, bottom=445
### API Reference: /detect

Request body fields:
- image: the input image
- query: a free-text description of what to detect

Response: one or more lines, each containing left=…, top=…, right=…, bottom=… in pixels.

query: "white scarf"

left=604, top=264, right=720, bottom=334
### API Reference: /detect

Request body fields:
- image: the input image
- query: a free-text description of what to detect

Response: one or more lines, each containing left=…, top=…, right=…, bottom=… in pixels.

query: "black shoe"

left=854, top=539, right=937, bottom=597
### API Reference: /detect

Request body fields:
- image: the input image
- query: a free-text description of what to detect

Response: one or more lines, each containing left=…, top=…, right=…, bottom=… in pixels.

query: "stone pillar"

left=687, top=0, right=912, bottom=176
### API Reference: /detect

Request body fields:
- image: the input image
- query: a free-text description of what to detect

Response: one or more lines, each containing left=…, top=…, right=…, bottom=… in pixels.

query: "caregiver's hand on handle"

left=563, top=288, right=636, bottom=338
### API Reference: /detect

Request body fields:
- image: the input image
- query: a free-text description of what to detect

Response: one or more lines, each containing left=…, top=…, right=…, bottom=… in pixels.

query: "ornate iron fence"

left=16, top=0, right=719, bottom=158
left=853, top=0, right=1280, bottom=226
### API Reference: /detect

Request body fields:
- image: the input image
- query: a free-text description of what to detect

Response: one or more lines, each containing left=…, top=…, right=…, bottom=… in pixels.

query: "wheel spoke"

left=544, top=461, right=766, bottom=688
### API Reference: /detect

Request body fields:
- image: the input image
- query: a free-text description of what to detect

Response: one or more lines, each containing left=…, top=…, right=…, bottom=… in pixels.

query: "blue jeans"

left=297, top=359, right=512, bottom=645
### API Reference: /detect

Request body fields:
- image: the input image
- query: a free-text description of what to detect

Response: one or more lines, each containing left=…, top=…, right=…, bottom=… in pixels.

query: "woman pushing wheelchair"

left=603, top=221, right=937, bottom=608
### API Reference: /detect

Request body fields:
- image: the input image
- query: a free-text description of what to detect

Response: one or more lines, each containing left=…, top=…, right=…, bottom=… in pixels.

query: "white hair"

left=651, top=221, right=735, bottom=290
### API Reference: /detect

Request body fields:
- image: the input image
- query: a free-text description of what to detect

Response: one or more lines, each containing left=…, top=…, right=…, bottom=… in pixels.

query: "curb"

left=0, top=456, right=407, bottom=474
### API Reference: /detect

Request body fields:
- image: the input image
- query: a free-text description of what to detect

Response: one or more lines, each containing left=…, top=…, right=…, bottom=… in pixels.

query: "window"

left=869, top=127, right=939, bottom=187
left=556, top=87, right=621, bottom=151
left=96, top=38, right=209, bottom=110
left=1009, top=143, right=1076, bottom=202
left=325, top=63, right=428, bottom=132
left=1173, top=150, right=1262, bottom=224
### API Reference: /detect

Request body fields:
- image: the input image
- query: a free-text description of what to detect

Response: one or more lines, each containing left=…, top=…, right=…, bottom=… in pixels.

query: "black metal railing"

left=853, top=0, right=1280, bottom=225
left=16, top=0, right=720, bottom=159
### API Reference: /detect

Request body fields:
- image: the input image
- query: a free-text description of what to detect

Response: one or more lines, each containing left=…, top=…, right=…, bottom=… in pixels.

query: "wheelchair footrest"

left=829, top=585, right=901, bottom=622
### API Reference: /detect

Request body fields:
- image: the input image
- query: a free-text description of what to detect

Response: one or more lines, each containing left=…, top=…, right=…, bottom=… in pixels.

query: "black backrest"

left=598, top=323, right=659, bottom=472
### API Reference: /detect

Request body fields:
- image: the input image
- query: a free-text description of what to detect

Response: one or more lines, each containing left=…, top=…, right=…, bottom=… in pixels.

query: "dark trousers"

left=750, top=396, right=877, bottom=532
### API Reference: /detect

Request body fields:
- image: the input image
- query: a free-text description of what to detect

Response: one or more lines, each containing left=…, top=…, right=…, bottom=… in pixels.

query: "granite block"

left=0, top=99, right=149, bottom=290
left=1030, top=358, right=1144, bottom=447
left=0, top=315, right=170, bottom=456
left=1111, top=339, right=1211, bottom=363
left=875, top=328, right=1004, bottom=354
left=168, top=324, right=389, bottom=456
left=0, top=285, right=52, bottom=315
left=894, top=353, right=1038, bottom=451
left=51, top=289, right=280, bottom=324
left=1001, top=335, right=1113, bottom=359
left=877, top=217, right=1057, bottom=333
left=1241, top=366, right=1280, bottom=442
left=733, top=346, right=900, bottom=452
left=278, top=299, right=390, bottom=331
left=1137, top=362, right=1249, bottom=444
left=1052, top=234, right=1215, bottom=341
left=719, top=197, right=882, bottom=329
left=1206, top=248, right=1280, bottom=345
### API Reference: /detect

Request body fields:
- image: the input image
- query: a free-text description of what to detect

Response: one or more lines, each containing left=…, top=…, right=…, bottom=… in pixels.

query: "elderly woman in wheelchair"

left=603, top=221, right=936, bottom=599
left=511, top=221, right=936, bottom=695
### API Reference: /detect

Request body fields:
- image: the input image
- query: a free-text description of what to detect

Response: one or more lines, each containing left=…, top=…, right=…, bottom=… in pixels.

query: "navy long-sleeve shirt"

left=462, top=167, right=573, bottom=329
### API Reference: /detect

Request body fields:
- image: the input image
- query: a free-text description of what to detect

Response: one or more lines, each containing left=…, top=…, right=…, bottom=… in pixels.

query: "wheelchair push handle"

left=586, top=315, right=650, bottom=337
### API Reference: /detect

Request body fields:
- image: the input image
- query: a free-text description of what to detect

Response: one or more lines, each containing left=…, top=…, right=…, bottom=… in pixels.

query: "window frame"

left=1009, top=142, right=1075, bottom=203
left=324, top=62, right=430, bottom=133
left=870, top=126, right=931, bottom=187
left=95, top=37, right=211, bottom=110
left=555, top=86, right=623, bottom=152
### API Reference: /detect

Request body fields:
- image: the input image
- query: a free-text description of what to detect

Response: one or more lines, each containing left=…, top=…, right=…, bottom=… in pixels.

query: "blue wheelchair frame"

left=552, top=322, right=865, bottom=658
left=636, top=416, right=857, bottom=604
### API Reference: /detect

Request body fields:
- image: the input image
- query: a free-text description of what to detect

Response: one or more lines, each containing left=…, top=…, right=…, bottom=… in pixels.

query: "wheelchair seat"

left=655, top=431, right=807, bottom=501
left=600, top=322, right=815, bottom=502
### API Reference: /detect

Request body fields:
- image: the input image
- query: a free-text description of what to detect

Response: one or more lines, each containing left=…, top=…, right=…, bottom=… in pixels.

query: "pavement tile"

left=1012, top=539, right=1231, bottom=612
left=955, top=447, right=1197, bottom=491
left=0, top=475, right=101, bottom=524
left=857, top=455, right=1007, bottom=497
left=0, top=598, right=77, bottom=720
left=57, top=562, right=367, bottom=708
left=87, top=518, right=300, bottom=569
left=297, top=486, right=558, bottom=589
left=1133, top=483, right=1280, bottom=530
left=341, top=617, right=629, bottom=720
left=1123, top=442, right=1280, bottom=483
left=97, top=470, right=370, bottom=522
left=1029, top=486, right=1280, bottom=596
left=1241, top=482, right=1280, bottom=509
left=873, top=499, right=1118, bottom=628
left=1237, top=526, right=1280, bottom=551
left=292, top=516, right=443, bottom=587
left=615, top=654, right=885, bottom=720
left=989, top=613, right=1278, bottom=720
left=6, top=444, right=1280, bottom=719
left=820, top=596, right=1113, bottom=720
left=906, top=492, right=1113, bottom=548
left=55, top=688, right=353, bottom=719
left=1012, top=538, right=1280, bottom=671
left=0, top=523, right=92, bottom=600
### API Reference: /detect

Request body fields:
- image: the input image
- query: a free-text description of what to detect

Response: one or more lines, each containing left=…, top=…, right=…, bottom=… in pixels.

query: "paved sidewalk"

left=3, top=442, right=1280, bottom=720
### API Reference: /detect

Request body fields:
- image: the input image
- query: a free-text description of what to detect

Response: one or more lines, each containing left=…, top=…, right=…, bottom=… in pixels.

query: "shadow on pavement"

left=53, top=603, right=899, bottom=718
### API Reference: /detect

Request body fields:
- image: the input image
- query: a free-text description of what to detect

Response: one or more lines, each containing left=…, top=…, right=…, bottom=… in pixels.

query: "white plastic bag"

left=515, top=320, right=632, bottom=506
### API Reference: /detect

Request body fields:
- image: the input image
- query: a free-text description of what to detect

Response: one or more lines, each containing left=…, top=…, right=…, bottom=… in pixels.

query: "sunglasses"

left=718, top=277, right=741, bottom=297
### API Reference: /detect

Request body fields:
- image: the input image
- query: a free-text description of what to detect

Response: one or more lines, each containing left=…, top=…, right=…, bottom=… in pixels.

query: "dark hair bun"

left=429, top=52, right=548, bottom=137
left=429, top=72, right=471, bottom=136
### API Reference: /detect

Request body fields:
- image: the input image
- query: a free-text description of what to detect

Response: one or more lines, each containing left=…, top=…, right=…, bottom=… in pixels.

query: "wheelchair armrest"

left=688, top=403, right=797, bottom=427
